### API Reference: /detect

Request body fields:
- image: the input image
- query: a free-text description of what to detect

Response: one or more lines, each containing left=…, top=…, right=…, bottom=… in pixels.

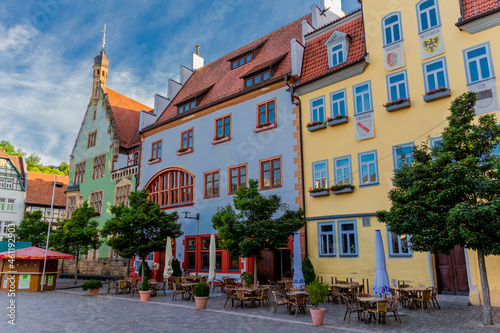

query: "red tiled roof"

left=461, top=0, right=500, bottom=20
left=26, top=171, right=69, bottom=207
left=298, top=13, right=365, bottom=86
left=105, top=88, right=153, bottom=148
left=153, top=14, right=311, bottom=126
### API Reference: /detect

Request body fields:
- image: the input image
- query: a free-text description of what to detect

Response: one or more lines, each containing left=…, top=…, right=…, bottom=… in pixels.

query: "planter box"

left=309, top=190, right=330, bottom=197
left=211, top=136, right=231, bottom=145
left=253, top=122, right=277, bottom=133
left=176, top=148, right=194, bottom=156
left=423, top=90, right=451, bottom=102
left=331, top=187, right=354, bottom=194
left=147, top=158, right=161, bottom=165
left=327, top=118, right=348, bottom=127
left=307, top=123, right=327, bottom=132
left=386, top=100, right=411, bottom=112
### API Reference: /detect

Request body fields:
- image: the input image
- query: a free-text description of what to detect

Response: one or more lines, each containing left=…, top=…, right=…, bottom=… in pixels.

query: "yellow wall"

left=299, top=0, right=500, bottom=300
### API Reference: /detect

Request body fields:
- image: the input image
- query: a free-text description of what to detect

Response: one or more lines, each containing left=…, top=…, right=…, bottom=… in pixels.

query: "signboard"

left=18, top=274, right=30, bottom=289
left=468, top=78, right=499, bottom=114
left=419, top=27, right=445, bottom=60
left=48, top=276, right=54, bottom=287
left=354, top=111, right=375, bottom=140
left=384, top=41, right=405, bottom=71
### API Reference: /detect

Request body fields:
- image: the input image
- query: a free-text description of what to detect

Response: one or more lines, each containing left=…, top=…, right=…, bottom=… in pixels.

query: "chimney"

left=192, top=44, right=204, bottom=70
left=301, top=20, right=314, bottom=45
left=311, top=0, right=345, bottom=29
left=290, top=38, right=305, bottom=77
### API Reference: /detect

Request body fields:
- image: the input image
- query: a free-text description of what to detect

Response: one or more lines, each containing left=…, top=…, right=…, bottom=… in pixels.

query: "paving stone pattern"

left=2, top=282, right=500, bottom=333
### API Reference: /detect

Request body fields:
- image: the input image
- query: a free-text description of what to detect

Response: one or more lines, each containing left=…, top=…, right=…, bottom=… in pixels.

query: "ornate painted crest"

left=356, top=119, right=372, bottom=136
left=422, top=35, right=440, bottom=53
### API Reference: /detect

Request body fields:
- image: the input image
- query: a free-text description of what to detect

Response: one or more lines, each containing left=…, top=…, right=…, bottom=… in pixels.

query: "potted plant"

left=172, top=259, right=182, bottom=277
left=193, top=281, right=210, bottom=309
left=139, top=277, right=151, bottom=302
left=241, top=272, right=253, bottom=288
left=81, top=279, right=103, bottom=296
left=307, top=277, right=329, bottom=326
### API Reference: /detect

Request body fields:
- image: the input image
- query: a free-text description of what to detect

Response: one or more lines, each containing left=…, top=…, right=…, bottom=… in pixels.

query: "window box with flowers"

left=384, top=97, right=411, bottom=112
left=327, top=115, right=349, bottom=127
left=309, top=187, right=330, bottom=197
left=147, top=157, right=161, bottom=165
left=211, top=135, right=231, bottom=145
left=253, top=122, right=277, bottom=133
left=330, top=184, right=355, bottom=194
left=423, top=87, right=451, bottom=102
left=176, top=147, right=194, bottom=156
left=306, top=121, right=327, bottom=132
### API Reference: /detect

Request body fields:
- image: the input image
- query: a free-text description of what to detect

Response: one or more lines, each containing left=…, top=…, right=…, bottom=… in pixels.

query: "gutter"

left=456, top=6, right=500, bottom=27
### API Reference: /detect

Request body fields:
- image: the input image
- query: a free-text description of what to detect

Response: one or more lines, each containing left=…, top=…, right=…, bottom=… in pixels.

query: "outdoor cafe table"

left=398, top=286, right=428, bottom=309
left=357, top=296, right=390, bottom=323
left=235, top=287, right=266, bottom=307
left=181, top=283, right=195, bottom=300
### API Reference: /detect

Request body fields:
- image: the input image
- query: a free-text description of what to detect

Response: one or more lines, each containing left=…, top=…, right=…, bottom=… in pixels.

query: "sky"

left=0, top=0, right=360, bottom=166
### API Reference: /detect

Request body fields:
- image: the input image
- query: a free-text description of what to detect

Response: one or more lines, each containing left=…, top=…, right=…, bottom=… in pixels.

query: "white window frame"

left=416, top=0, right=441, bottom=33
left=0, top=199, right=5, bottom=211
left=318, top=222, right=336, bottom=257
left=312, top=160, right=328, bottom=189
left=338, top=220, right=359, bottom=257
left=358, top=150, right=379, bottom=187
left=430, top=136, right=443, bottom=150
left=330, top=43, right=345, bottom=67
left=392, top=142, right=415, bottom=171
left=386, top=69, right=409, bottom=102
left=352, top=81, right=373, bottom=115
left=310, top=96, right=326, bottom=123
left=5, top=180, right=12, bottom=189
left=333, top=155, right=352, bottom=186
left=134, top=253, right=154, bottom=272
left=6, top=199, right=14, bottom=212
left=330, top=89, right=348, bottom=118
left=463, top=42, right=495, bottom=85
left=0, top=179, right=4, bottom=188
left=325, top=31, right=349, bottom=69
left=387, top=231, right=412, bottom=257
left=382, top=12, right=403, bottom=46
left=422, top=56, right=449, bottom=93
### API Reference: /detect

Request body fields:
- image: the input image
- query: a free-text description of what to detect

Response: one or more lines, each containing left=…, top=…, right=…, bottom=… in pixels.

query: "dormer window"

left=175, top=85, right=214, bottom=115
left=240, top=53, right=287, bottom=89
left=178, top=99, right=198, bottom=114
left=228, top=39, right=267, bottom=70
left=245, top=70, right=271, bottom=88
left=325, top=31, right=350, bottom=69
left=231, top=53, right=254, bottom=70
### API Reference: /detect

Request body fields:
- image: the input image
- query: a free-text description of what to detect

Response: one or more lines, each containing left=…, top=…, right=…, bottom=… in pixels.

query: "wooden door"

left=257, top=251, right=274, bottom=283
left=435, top=245, right=469, bottom=295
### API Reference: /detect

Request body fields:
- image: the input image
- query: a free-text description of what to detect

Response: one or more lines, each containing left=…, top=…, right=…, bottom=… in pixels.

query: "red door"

left=435, top=246, right=469, bottom=295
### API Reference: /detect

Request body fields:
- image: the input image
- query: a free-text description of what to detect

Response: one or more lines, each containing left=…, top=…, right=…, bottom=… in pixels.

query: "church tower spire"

left=91, top=24, right=109, bottom=105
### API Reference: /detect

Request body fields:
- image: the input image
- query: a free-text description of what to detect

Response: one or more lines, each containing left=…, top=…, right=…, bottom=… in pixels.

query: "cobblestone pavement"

left=2, top=282, right=500, bottom=333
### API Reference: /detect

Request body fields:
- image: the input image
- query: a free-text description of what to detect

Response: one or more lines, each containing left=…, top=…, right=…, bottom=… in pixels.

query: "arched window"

left=147, top=168, right=194, bottom=207
left=416, top=0, right=441, bottom=32
left=382, top=12, right=402, bottom=46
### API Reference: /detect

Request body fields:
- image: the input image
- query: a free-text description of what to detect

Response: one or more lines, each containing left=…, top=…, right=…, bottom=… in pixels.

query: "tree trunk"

left=74, top=253, right=79, bottom=285
left=142, top=258, right=146, bottom=281
left=254, top=258, right=258, bottom=284
left=477, top=249, right=493, bottom=325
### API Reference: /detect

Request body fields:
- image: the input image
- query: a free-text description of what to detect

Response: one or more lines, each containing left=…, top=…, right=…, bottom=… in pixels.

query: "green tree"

left=377, top=92, right=500, bottom=325
left=101, top=189, right=182, bottom=280
left=26, top=153, right=41, bottom=169
left=13, top=211, right=50, bottom=248
left=52, top=202, right=102, bottom=284
left=0, top=140, right=25, bottom=156
left=57, top=162, right=69, bottom=174
left=212, top=179, right=305, bottom=280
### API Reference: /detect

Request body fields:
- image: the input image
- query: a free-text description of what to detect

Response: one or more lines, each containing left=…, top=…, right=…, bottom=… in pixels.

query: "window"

left=6, top=180, right=12, bottom=189
left=382, top=12, right=402, bottom=46
left=151, top=140, right=162, bottom=160
left=228, top=164, right=247, bottom=194
left=388, top=232, right=412, bottom=256
left=92, top=154, right=106, bottom=179
left=312, top=160, right=328, bottom=189
left=0, top=221, right=13, bottom=234
left=338, top=220, right=358, bottom=256
left=0, top=199, right=4, bottom=211
left=231, top=53, right=253, bottom=69
left=353, top=81, right=373, bottom=114
left=330, top=89, right=347, bottom=118
left=358, top=150, right=379, bottom=186
left=333, top=156, right=352, bottom=186
left=186, top=238, right=196, bottom=270
left=386, top=70, right=409, bottom=102
left=463, top=43, right=494, bottom=84
left=416, top=0, right=440, bottom=32
left=310, top=96, right=326, bottom=123
left=6, top=199, right=14, bottom=211
left=127, top=152, right=139, bottom=166
left=229, top=254, right=240, bottom=270
left=393, top=142, right=414, bottom=170
left=87, top=131, right=97, bottom=148
left=181, top=129, right=194, bottom=150
left=214, top=115, right=231, bottom=139
left=257, top=100, right=276, bottom=126
left=204, top=170, right=220, bottom=199
left=74, top=162, right=86, bottom=184
left=115, top=184, right=131, bottom=206
left=201, top=237, right=222, bottom=270
left=430, top=136, right=443, bottom=151
left=178, top=100, right=198, bottom=114
left=68, top=197, right=77, bottom=219
left=147, top=168, right=195, bottom=207
left=318, top=222, right=336, bottom=257
left=423, top=57, right=449, bottom=92
left=89, top=191, right=103, bottom=214
left=134, top=253, right=154, bottom=272
left=244, top=70, right=271, bottom=88
left=330, top=43, right=345, bottom=67
left=0, top=179, right=4, bottom=188
left=260, top=157, right=282, bottom=189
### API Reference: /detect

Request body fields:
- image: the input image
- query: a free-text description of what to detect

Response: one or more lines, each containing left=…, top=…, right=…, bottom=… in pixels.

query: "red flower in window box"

left=213, top=135, right=226, bottom=141
left=308, top=187, right=329, bottom=193
left=326, top=115, right=348, bottom=122
left=424, top=87, right=448, bottom=96
left=330, top=184, right=355, bottom=191
left=383, top=97, right=411, bottom=108
left=306, top=121, right=325, bottom=128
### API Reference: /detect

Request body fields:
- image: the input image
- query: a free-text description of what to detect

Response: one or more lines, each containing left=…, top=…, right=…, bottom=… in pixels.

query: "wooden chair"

left=284, top=281, right=293, bottom=291
left=329, top=286, right=342, bottom=305
left=235, top=289, right=253, bottom=309
left=156, top=281, right=167, bottom=296
left=289, top=288, right=300, bottom=293
left=289, top=293, right=307, bottom=317
left=398, top=285, right=412, bottom=308
left=413, top=289, right=434, bottom=312
left=253, top=287, right=271, bottom=308
left=250, top=284, right=259, bottom=290
left=368, top=299, right=391, bottom=327
left=106, top=279, right=119, bottom=295
left=172, top=283, right=186, bottom=301
left=272, top=291, right=289, bottom=314
left=268, top=280, right=280, bottom=291
left=117, top=280, right=130, bottom=294
left=223, top=287, right=237, bottom=309
left=427, top=286, right=441, bottom=309
left=388, top=296, right=402, bottom=323
left=130, top=279, right=140, bottom=297
left=342, top=296, right=364, bottom=324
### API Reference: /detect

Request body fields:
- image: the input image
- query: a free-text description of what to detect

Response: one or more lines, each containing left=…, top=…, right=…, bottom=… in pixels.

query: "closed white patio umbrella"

left=163, top=237, right=173, bottom=290
left=209, top=234, right=216, bottom=289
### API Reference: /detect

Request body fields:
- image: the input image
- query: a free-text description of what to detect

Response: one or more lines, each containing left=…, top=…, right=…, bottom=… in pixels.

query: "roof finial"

left=196, top=44, right=200, bottom=56
left=102, top=23, right=106, bottom=49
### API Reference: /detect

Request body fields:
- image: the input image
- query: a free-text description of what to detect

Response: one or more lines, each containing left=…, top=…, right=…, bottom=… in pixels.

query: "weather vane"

left=102, top=23, right=106, bottom=48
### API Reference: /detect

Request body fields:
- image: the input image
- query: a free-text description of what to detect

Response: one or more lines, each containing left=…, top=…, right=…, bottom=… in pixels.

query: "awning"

left=0, top=246, right=75, bottom=260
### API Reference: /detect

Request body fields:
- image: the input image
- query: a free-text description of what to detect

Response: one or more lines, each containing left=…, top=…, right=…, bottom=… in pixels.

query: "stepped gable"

left=461, top=0, right=500, bottom=20
left=25, top=171, right=69, bottom=207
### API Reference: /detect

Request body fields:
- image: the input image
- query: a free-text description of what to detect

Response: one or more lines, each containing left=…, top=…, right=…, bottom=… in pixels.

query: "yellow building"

left=293, top=0, right=500, bottom=306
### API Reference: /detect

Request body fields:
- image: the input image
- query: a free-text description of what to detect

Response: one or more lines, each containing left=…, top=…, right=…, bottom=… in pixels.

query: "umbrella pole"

left=41, top=176, right=56, bottom=293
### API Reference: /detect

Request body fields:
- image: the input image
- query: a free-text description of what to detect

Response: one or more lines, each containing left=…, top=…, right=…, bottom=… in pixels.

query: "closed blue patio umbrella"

left=292, top=232, right=305, bottom=289
left=373, top=230, right=392, bottom=296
